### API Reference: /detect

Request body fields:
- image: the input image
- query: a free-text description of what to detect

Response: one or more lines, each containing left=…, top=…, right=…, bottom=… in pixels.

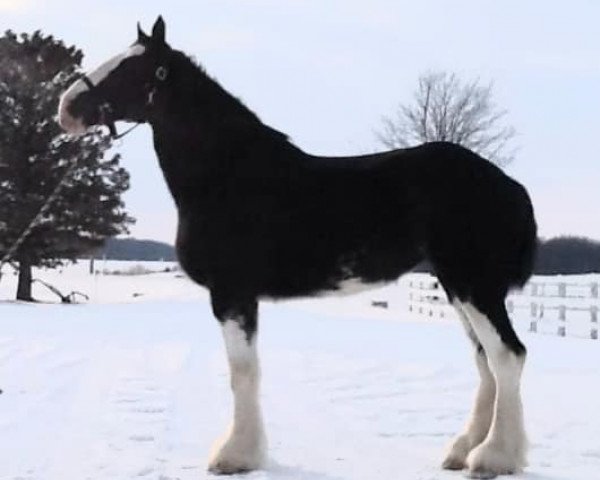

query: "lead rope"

left=0, top=157, right=78, bottom=282
left=112, top=122, right=141, bottom=140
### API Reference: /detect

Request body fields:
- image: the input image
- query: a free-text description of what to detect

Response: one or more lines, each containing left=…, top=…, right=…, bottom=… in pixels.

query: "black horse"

left=59, top=17, right=536, bottom=478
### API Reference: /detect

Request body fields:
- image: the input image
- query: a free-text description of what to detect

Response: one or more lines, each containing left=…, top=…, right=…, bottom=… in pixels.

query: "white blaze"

left=57, top=44, right=146, bottom=134
left=84, top=44, right=146, bottom=86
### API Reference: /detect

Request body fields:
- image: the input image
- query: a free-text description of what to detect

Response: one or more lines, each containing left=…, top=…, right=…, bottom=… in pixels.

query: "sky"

left=1, top=0, right=599, bottom=244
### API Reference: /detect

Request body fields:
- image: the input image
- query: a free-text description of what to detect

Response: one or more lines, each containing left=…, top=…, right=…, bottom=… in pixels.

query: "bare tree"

left=377, top=71, right=516, bottom=166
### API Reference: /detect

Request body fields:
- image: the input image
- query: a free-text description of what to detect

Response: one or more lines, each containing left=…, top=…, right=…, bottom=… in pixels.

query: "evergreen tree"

left=0, top=30, right=134, bottom=301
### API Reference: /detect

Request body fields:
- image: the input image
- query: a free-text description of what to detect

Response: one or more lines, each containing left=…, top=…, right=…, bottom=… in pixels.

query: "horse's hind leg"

left=207, top=293, right=267, bottom=475
left=442, top=301, right=496, bottom=471
left=458, top=293, right=527, bottom=479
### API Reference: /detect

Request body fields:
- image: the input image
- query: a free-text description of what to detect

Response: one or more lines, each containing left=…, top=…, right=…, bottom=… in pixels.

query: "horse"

left=58, top=17, right=537, bottom=478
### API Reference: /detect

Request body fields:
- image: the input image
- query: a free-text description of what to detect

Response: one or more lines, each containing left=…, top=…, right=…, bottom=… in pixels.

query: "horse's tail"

left=512, top=185, right=538, bottom=288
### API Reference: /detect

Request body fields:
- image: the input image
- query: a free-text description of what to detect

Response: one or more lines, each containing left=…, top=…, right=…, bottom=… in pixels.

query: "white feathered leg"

left=461, top=302, right=527, bottom=479
left=443, top=303, right=496, bottom=470
left=208, top=320, right=267, bottom=474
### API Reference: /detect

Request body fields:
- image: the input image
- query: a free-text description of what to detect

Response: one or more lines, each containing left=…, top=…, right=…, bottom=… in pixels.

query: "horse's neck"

left=149, top=118, right=209, bottom=207
left=157, top=57, right=259, bottom=125
left=148, top=60, right=301, bottom=205
left=148, top=79, right=257, bottom=205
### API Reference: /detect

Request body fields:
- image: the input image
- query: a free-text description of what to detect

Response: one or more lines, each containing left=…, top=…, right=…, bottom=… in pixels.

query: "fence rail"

left=514, top=280, right=599, bottom=299
left=407, top=275, right=599, bottom=340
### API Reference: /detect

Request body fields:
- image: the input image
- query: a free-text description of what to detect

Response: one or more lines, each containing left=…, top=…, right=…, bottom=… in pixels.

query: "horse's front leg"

left=208, top=293, right=267, bottom=475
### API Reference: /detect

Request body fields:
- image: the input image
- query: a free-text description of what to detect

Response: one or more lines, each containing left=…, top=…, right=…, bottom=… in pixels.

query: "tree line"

left=535, top=236, right=600, bottom=275
left=413, top=236, right=600, bottom=276
left=95, top=238, right=177, bottom=261
left=98, top=236, right=600, bottom=275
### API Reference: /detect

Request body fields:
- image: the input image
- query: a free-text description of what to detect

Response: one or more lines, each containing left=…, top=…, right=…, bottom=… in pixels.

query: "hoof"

left=208, top=449, right=264, bottom=475
left=466, top=469, right=499, bottom=479
left=466, top=440, right=525, bottom=479
left=207, top=430, right=267, bottom=476
left=208, top=460, right=254, bottom=476
left=442, top=433, right=472, bottom=471
left=442, top=454, right=466, bottom=471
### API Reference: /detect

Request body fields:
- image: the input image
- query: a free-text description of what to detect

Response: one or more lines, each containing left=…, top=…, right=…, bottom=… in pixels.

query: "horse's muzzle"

left=58, top=79, right=91, bottom=134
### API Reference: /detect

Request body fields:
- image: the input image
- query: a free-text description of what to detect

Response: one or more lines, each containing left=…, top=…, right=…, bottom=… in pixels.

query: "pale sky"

left=2, top=1, right=599, bottom=244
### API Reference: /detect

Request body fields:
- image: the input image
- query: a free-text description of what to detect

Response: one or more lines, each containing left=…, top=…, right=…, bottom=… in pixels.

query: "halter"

left=79, top=64, right=168, bottom=140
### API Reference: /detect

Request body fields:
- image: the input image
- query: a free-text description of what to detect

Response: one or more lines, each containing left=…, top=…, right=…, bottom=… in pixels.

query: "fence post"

left=558, top=283, right=567, bottom=298
left=558, top=305, right=566, bottom=321
left=591, top=283, right=599, bottom=299
left=557, top=305, right=566, bottom=337
left=530, top=302, right=538, bottom=318
left=591, top=306, right=598, bottom=340
left=506, top=300, right=514, bottom=314
left=531, top=283, right=538, bottom=296
left=529, top=302, right=538, bottom=333
left=529, top=320, right=537, bottom=333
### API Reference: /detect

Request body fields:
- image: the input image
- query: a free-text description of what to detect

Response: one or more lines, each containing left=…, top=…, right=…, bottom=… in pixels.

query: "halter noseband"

left=79, top=65, right=167, bottom=140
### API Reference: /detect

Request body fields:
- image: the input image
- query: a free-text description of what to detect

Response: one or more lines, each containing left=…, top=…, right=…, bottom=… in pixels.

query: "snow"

left=0, top=262, right=599, bottom=479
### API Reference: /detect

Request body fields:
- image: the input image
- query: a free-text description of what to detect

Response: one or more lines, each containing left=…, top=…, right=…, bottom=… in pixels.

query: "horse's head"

left=58, top=16, right=170, bottom=135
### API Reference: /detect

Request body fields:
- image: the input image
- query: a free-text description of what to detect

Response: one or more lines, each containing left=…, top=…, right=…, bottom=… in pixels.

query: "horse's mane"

left=167, top=49, right=289, bottom=142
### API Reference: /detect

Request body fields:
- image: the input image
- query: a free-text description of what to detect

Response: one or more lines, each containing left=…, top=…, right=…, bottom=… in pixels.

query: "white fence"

left=407, top=278, right=452, bottom=319
left=408, top=275, right=600, bottom=340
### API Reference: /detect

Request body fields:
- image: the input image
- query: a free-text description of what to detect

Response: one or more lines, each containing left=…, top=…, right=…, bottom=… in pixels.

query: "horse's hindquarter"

left=404, top=142, right=537, bottom=291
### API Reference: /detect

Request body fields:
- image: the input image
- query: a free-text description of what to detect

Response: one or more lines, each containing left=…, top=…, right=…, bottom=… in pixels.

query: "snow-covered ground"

left=0, top=262, right=599, bottom=479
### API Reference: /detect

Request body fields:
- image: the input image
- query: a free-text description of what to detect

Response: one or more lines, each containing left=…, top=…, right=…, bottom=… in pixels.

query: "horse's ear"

left=151, top=16, right=166, bottom=44
left=137, top=22, right=149, bottom=42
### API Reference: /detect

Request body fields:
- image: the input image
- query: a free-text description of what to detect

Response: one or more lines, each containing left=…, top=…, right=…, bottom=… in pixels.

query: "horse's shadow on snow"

left=208, top=461, right=345, bottom=480
left=268, top=463, right=345, bottom=480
